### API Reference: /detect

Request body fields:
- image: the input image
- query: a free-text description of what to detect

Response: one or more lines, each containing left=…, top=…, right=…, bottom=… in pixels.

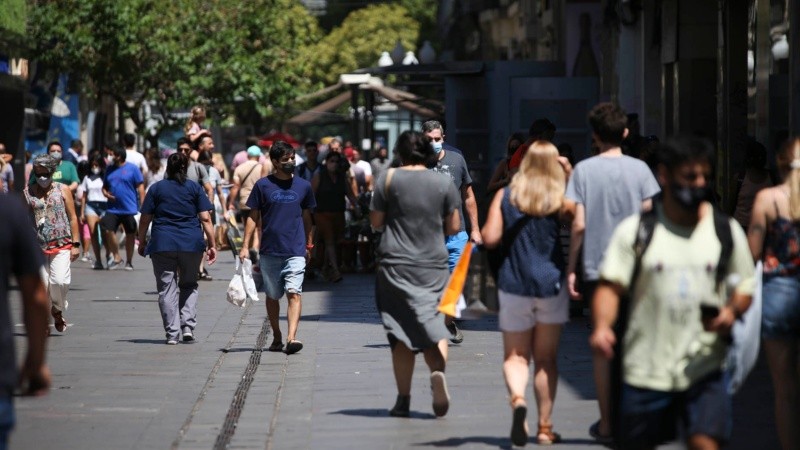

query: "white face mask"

left=431, top=142, right=443, bottom=154
left=37, top=176, right=52, bottom=188
left=92, top=167, right=101, bottom=175
left=50, top=151, right=63, bottom=162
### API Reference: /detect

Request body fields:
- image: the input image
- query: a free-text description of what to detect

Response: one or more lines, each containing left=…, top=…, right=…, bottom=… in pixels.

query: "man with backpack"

left=590, top=135, right=755, bottom=449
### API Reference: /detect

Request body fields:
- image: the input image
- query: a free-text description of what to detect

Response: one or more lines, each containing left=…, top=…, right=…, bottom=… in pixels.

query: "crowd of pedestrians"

left=2, top=98, right=799, bottom=450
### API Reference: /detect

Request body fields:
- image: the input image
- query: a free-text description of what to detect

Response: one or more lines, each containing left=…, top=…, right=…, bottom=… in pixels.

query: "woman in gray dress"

left=370, top=130, right=461, bottom=418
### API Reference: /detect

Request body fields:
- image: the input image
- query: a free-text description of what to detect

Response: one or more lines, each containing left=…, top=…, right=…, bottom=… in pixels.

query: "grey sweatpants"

left=151, top=251, right=203, bottom=340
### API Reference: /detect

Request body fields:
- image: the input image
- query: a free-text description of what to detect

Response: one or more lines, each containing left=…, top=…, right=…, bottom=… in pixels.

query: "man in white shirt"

left=352, top=149, right=373, bottom=192
left=123, top=133, right=148, bottom=177
left=68, top=139, right=86, bottom=163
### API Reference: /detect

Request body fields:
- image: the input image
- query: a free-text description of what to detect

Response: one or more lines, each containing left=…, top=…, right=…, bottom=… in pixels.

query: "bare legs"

left=593, top=353, right=612, bottom=436
left=391, top=340, right=447, bottom=396
left=503, top=324, right=562, bottom=439
left=86, top=215, right=102, bottom=262
left=103, top=229, right=135, bottom=265
left=266, top=293, right=302, bottom=345
left=764, top=338, right=800, bottom=450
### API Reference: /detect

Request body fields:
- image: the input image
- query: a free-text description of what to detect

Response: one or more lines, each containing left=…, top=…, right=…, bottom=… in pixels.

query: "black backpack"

left=609, top=202, right=734, bottom=445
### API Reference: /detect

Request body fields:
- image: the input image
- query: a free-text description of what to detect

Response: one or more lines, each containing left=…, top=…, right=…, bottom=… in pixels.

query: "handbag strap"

left=242, top=161, right=259, bottom=185
left=384, top=168, right=395, bottom=193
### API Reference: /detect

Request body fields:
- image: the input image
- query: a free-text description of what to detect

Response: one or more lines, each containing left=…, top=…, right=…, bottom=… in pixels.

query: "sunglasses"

left=179, top=147, right=192, bottom=152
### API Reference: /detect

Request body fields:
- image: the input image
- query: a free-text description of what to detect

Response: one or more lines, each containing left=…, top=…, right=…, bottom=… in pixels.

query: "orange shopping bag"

left=438, top=241, right=473, bottom=317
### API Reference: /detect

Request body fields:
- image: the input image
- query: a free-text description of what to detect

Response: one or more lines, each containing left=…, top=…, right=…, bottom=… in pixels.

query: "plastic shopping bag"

left=241, top=258, right=260, bottom=302
left=226, top=259, right=260, bottom=308
left=226, top=260, right=247, bottom=308
left=438, top=242, right=473, bottom=318
left=726, top=261, right=762, bottom=394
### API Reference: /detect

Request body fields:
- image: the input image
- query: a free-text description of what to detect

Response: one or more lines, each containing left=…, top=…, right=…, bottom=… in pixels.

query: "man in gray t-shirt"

left=565, top=102, right=660, bottom=443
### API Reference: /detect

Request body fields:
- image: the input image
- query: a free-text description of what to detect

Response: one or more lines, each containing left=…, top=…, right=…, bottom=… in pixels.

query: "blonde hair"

left=508, top=141, right=565, bottom=216
left=212, top=153, right=229, bottom=180
left=184, top=105, right=206, bottom=134
left=777, top=137, right=800, bottom=220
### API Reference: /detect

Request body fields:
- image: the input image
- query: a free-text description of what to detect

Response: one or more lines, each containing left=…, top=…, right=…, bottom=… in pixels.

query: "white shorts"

left=498, top=286, right=568, bottom=332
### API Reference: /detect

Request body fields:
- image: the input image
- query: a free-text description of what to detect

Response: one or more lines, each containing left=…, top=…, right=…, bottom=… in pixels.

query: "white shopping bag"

left=726, top=261, right=762, bottom=394
left=241, top=258, right=260, bottom=302
left=226, top=260, right=247, bottom=308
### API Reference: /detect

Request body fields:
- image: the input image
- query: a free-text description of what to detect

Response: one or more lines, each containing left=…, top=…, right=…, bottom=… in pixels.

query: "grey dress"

left=370, top=169, right=461, bottom=350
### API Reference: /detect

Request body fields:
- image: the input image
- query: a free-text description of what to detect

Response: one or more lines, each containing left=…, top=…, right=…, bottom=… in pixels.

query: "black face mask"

left=281, top=162, right=296, bottom=173
left=670, top=183, right=709, bottom=211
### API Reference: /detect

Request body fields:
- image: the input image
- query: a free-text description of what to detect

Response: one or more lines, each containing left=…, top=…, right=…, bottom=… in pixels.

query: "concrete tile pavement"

left=8, top=254, right=779, bottom=449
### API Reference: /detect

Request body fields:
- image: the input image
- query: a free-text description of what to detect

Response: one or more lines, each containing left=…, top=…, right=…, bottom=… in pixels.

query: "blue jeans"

left=0, top=395, right=13, bottom=450
left=444, top=231, right=469, bottom=272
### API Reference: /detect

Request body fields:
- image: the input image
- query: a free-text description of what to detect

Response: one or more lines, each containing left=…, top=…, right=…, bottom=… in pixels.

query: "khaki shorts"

left=498, top=286, right=568, bottom=332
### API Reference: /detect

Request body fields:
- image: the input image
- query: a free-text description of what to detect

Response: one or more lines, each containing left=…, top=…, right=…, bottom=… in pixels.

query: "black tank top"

left=315, top=171, right=346, bottom=212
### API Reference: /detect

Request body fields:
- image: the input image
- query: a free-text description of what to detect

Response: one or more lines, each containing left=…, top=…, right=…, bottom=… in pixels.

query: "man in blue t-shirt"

left=101, top=146, right=145, bottom=271
left=241, top=141, right=316, bottom=355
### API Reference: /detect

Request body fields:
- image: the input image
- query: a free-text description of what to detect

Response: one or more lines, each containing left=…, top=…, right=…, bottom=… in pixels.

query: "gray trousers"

left=151, top=252, right=203, bottom=340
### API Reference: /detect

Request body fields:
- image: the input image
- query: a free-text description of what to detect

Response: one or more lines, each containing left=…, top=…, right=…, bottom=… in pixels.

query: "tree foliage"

left=302, top=3, right=420, bottom=87
left=27, top=0, right=320, bottom=135
left=0, top=0, right=26, bottom=35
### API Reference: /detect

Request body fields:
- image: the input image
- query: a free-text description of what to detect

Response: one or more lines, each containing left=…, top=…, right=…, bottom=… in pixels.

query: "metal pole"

left=350, top=85, right=360, bottom=144
left=754, top=0, right=772, bottom=147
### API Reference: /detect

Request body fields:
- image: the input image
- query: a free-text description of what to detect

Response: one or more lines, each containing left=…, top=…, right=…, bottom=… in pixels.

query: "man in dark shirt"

left=0, top=194, right=51, bottom=448
left=422, top=120, right=483, bottom=343
left=240, top=141, right=316, bottom=355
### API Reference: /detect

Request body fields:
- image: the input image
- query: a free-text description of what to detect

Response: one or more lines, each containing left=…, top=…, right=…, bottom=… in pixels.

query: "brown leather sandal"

left=510, top=395, right=528, bottom=447
left=537, top=423, right=561, bottom=445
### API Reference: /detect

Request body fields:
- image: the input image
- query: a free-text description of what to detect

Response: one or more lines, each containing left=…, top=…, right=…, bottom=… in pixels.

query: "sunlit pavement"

left=8, top=253, right=778, bottom=449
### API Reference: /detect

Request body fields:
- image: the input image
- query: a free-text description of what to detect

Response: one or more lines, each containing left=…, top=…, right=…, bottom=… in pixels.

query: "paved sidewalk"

left=8, top=253, right=779, bottom=449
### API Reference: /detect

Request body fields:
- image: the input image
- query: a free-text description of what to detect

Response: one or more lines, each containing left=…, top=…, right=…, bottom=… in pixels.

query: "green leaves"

left=25, top=0, right=426, bottom=132
left=27, top=0, right=319, bottom=131
left=302, top=3, right=420, bottom=86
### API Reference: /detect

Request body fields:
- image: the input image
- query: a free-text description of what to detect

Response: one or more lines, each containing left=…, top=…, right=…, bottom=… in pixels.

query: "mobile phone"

left=700, top=304, right=720, bottom=320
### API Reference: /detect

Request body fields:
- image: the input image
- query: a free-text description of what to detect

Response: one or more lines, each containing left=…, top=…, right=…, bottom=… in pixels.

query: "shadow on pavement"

left=116, top=338, right=169, bottom=344
left=328, top=408, right=436, bottom=420
left=363, top=343, right=390, bottom=349
left=93, top=299, right=155, bottom=303
left=415, top=435, right=601, bottom=448
left=220, top=347, right=261, bottom=353
left=413, top=435, right=509, bottom=448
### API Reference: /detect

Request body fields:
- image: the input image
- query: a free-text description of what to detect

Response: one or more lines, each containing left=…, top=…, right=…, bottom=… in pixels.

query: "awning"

left=285, top=82, right=442, bottom=127
left=285, top=91, right=352, bottom=126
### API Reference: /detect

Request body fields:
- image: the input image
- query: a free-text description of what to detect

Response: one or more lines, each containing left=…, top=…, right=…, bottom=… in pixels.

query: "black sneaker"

left=446, top=321, right=464, bottom=344
left=182, top=329, right=194, bottom=342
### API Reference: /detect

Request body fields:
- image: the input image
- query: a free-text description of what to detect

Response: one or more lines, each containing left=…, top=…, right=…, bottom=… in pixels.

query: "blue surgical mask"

left=432, top=142, right=443, bottom=154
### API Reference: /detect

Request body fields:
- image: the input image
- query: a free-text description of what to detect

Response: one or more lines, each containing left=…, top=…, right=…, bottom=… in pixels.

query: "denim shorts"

left=259, top=255, right=305, bottom=300
left=619, top=371, right=731, bottom=447
left=444, top=231, right=469, bottom=272
left=762, top=276, right=800, bottom=339
left=85, top=201, right=107, bottom=218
